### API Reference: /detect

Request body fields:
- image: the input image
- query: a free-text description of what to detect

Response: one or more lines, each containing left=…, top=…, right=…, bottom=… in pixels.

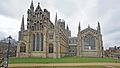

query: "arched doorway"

left=49, top=43, right=54, bottom=53
left=20, top=43, right=26, bottom=52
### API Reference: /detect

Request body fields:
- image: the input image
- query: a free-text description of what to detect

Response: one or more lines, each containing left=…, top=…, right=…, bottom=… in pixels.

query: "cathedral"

left=16, top=1, right=103, bottom=58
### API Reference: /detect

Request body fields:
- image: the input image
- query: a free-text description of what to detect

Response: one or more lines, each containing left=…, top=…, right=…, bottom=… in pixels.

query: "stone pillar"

left=43, top=27, right=47, bottom=58
left=35, top=33, right=37, bottom=51
left=16, top=43, right=20, bottom=57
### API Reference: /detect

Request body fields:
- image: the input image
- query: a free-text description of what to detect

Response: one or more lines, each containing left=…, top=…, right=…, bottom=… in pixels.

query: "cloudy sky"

left=0, top=0, right=120, bottom=49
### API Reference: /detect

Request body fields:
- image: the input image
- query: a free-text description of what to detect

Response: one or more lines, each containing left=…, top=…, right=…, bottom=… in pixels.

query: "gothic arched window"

left=41, top=33, right=44, bottom=51
left=33, top=34, right=36, bottom=51
left=20, top=43, right=26, bottom=52
left=49, top=43, right=54, bottom=53
left=84, top=34, right=95, bottom=50
left=36, top=33, right=40, bottom=51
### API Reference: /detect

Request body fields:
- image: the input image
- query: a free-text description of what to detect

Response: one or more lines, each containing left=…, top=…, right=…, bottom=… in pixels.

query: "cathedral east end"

left=16, top=1, right=103, bottom=58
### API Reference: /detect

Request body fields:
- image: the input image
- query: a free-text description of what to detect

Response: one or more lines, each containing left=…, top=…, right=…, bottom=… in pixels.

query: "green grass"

left=116, top=66, right=120, bottom=68
left=9, top=66, right=108, bottom=68
left=9, top=66, right=120, bottom=68
left=9, top=56, right=120, bottom=64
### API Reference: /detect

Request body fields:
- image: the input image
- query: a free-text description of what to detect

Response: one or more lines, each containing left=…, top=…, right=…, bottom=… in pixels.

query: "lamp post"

left=6, top=35, right=12, bottom=68
left=102, top=46, right=104, bottom=58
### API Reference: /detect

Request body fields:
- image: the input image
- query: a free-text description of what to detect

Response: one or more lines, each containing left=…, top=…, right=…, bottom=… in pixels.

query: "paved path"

left=9, top=63, right=120, bottom=67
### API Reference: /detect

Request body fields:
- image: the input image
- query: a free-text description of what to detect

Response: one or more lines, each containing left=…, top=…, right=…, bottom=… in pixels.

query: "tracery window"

left=84, top=34, right=95, bottom=50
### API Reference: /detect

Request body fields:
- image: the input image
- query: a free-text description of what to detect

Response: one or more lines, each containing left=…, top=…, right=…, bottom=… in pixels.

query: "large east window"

left=84, top=34, right=96, bottom=50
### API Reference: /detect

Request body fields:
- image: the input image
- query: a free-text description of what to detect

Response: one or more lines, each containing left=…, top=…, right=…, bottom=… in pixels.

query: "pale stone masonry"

left=16, top=1, right=103, bottom=58
left=77, top=22, right=103, bottom=57
left=16, top=1, right=69, bottom=58
left=68, top=37, right=78, bottom=56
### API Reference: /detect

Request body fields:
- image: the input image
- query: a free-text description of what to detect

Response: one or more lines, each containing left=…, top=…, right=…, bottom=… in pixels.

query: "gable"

left=80, top=28, right=99, bottom=35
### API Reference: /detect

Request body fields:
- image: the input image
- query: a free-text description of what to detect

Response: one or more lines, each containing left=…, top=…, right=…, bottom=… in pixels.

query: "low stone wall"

left=16, top=53, right=29, bottom=57
left=80, top=52, right=100, bottom=57
left=16, top=52, right=67, bottom=58
left=47, top=53, right=56, bottom=58
left=30, top=53, right=46, bottom=58
left=61, top=53, right=66, bottom=57
left=57, top=53, right=67, bottom=58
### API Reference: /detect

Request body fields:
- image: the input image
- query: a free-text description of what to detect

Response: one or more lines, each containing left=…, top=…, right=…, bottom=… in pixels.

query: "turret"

left=88, top=24, right=90, bottom=28
left=27, top=1, right=34, bottom=23
left=20, top=15, right=25, bottom=31
left=30, top=1, right=34, bottom=11
left=66, top=24, right=71, bottom=37
left=35, top=2, right=42, bottom=12
left=97, top=21, right=101, bottom=33
left=78, top=21, right=81, bottom=32
left=66, top=24, right=69, bottom=30
left=44, top=9, right=50, bottom=19
left=55, top=12, right=57, bottom=25
left=57, top=19, right=65, bottom=29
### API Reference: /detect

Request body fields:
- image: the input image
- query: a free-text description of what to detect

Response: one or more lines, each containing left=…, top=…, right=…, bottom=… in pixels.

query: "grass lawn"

left=9, top=56, right=120, bottom=64
left=9, top=66, right=108, bottom=68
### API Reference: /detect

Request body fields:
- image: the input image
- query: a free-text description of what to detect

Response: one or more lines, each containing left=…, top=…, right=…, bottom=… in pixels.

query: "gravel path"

left=9, top=63, right=120, bottom=67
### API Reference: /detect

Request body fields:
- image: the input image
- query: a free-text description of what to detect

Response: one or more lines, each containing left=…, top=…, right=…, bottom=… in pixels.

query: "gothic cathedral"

left=16, top=1, right=103, bottom=58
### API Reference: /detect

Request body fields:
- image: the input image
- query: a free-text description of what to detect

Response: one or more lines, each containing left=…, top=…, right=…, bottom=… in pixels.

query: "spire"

left=66, top=24, right=69, bottom=30
left=55, top=12, right=57, bottom=25
left=30, top=0, right=34, bottom=11
left=97, top=21, right=101, bottom=33
left=78, top=21, right=81, bottom=31
left=35, top=2, right=42, bottom=11
left=21, top=15, right=25, bottom=31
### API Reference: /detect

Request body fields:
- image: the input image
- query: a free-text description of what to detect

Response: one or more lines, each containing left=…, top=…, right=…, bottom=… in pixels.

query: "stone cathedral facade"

left=16, top=1, right=103, bottom=58
left=77, top=23, right=103, bottom=57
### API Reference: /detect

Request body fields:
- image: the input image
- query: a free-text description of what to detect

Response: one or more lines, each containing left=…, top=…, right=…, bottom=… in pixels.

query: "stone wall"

left=16, top=53, right=29, bottom=57
left=80, top=51, right=100, bottom=57
left=30, top=53, right=46, bottom=58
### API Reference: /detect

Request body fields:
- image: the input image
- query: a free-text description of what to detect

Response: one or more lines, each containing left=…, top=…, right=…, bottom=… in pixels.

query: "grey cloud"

left=102, top=9, right=120, bottom=35
left=0, top=31, right=7, bottom=40
left=0, top=0, right=120, bottom=49
left=53, top=0, right=79, bottom=17
left=98, top=0, right=120, bottom=17
left=0, top=0, right=30, bottom=19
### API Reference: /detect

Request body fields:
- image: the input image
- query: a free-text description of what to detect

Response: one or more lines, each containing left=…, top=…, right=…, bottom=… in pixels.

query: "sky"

left=0, top=0, right=120, bottom=49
